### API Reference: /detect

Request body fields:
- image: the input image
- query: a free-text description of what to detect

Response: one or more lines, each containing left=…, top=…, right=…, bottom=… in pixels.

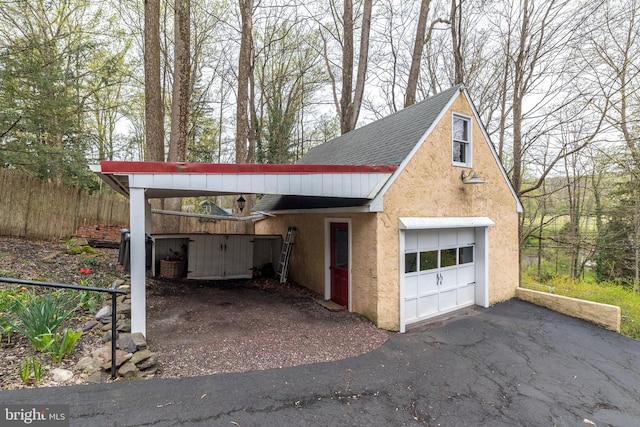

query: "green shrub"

left=19, top=356, right=42, bottom=384
left=40, top=329, right=83, bottom=363
left=9, top=292, right=76, bottom=351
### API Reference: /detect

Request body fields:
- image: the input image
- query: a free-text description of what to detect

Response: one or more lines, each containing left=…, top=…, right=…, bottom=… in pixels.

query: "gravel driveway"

left=146, top=277, right=389, bottom=378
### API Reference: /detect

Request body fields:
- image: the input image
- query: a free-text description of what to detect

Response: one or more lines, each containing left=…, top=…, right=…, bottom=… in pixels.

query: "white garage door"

left=403, top=228, right=476, bottom=326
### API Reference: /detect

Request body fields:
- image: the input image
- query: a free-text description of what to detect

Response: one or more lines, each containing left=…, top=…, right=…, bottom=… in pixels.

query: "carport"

left=92, top=160, right=397, bottom=337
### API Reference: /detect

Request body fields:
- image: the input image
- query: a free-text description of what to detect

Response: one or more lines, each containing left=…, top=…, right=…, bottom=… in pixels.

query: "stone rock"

left=113, top=279, right=125, bottom=287
left=116, top=334, right=137, bottom=353
left=118, top=361, right=138, bottom=379
left=81, top=320, right=99, bottom=332
left=102, top=330, right=119, bottom=343
left=72, top=237, right=89, bottom=246
left=76, top=356, right=102, bottom=373
left=95, top=306, right=112, bottom=322
left=116, top=318, right=131, bottom=332
left=130, top=349, right=152, bottom=365
left=85, top=371, right=104, bottom=384
left=140, top=366, right=158, bottom=377
left=101, top=322, right=113, bottom=332
left=51, top=368, right=74, bottom=383
left=131, top=332, right=147, bottom=350
left=93, top=346, right=130, bottom=366
left=136, top=352, right=158, bottom=370
left=118, top=284, right=130, bottom=290
left=91, top=346, right=112, bottom=362
left=116, top=303, right=131, bottom=316
left=103, top=352, right=132, bottom=370
left=116, top=295, right=127, bottom=304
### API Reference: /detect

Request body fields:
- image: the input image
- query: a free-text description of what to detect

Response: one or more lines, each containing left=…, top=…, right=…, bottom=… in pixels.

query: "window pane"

left=334, top=229, right=348, bottom=268
left=453, top=116, right=470, bottom=164
left=405, top=253, right=417, bottom=273
left=459, top=246, right=474, bottom=264
left=453, top=117, right=468, bottom=141
left=441, top=248, right=457, bottom=267
left=453, top=142, right=467, bottom=163
left=453, top=141, right=462, bottom=163
left=419, top=251, right=438, bottom=271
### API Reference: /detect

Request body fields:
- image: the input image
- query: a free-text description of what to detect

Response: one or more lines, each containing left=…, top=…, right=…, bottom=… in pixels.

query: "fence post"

left=111, top=281, right=118, bottom=380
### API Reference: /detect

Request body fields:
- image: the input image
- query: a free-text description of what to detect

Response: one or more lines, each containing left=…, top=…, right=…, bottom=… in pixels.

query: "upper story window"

left=452, top=114, right=471, bottom=166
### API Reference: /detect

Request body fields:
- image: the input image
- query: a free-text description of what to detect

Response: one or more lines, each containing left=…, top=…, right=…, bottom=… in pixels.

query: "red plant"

left=79, top=267, right=91, bottom=275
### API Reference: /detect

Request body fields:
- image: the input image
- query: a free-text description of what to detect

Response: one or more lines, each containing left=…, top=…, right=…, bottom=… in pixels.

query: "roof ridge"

left=299, top=84, right=463, bottom=167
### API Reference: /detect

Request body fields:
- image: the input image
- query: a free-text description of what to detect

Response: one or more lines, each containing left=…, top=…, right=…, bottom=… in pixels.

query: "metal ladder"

left=276, top=227, right=296, bottom=283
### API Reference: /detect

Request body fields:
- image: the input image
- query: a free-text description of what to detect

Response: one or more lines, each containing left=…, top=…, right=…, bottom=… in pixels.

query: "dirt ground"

left=146, top=277, right=389, bottom=378
left=0, top=236, right=389, bottom=388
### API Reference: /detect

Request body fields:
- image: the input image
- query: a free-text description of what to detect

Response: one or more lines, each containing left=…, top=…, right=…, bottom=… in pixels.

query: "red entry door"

left=330, top=222, right=349, bottom=307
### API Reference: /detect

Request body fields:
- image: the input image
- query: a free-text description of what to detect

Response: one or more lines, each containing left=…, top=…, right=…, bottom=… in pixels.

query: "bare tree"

left=449, top=0, right=464, bottom=85
left=144, top=0, right=165, bottom=161
left=322, top=0, right=372, bottom=134
left=167, top=0, right=191, bottom=163
left=236, top=0, right=253, bottom=164
left=405, top=0, right=435, bottom=107
left=581, top=0, right=640, bottom=289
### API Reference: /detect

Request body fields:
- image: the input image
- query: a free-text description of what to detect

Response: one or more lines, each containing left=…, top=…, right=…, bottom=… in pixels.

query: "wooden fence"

left=0, top=169, right=254, bottom=241
left=0, top=169, right=129, bottom=241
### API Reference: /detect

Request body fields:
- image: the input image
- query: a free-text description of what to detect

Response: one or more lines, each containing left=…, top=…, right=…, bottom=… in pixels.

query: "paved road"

left=2, top=299, right=640, bottom=426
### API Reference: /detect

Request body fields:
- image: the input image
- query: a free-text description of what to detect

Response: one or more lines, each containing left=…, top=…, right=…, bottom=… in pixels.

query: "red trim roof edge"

left=99, top=161, right=397, bottom=174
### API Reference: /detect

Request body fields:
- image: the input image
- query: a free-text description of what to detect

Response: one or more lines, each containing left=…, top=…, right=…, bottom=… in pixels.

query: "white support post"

left=129, top=187, right=147, bottom=337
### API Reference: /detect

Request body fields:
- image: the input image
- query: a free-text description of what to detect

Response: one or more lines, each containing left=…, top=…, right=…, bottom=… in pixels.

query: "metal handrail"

left=0, top=277, right=127, bottom=380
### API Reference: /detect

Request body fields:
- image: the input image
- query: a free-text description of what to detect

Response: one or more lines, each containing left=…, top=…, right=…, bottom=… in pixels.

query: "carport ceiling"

left=91, top=161, right=397, bottom=200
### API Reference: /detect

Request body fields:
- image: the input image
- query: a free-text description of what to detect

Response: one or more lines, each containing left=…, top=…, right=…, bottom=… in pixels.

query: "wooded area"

left=0, top=0, right=638, bottom=288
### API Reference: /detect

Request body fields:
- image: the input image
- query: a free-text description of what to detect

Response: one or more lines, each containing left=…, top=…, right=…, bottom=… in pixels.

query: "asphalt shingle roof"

left=299, top=84, right=463, bottom=166
left=254, top=84, right=463, bottom=212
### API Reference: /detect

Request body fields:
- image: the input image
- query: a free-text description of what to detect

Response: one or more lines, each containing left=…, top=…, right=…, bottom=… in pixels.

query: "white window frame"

left=452, top=113, right=472, bottom=167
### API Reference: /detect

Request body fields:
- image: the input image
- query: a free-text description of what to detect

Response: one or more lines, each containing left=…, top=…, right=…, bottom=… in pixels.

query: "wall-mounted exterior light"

left=237, top=196, right=246, bottom=212
left=461, top=170, right=485, bottom=185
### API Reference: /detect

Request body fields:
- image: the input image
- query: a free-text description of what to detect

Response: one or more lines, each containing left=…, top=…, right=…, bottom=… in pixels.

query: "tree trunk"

left=165, top=0, right=191, bottom=232
left=236, top=0, right=253, bottom=163
left=450, top=0, right=464, bottom=85
left=168, top=0, right=191, bottom=163
left=349, top=0, right=372, bottom=131
left=339, top=0, right=354, bottom=135
left=339, top=0, right=371, bottom=134
left=405, top=0, right=432, bottom=107
left=144, top=0, right=164, bottom=161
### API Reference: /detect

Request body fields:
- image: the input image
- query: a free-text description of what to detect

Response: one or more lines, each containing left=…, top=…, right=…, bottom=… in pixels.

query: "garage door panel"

left=418, top=272, right=439, bottom=294
left=405, top=297, right=418, bottom=321
left=417, top=230, right=438, bottom=249
left=403, top=228, right=478, bottom=327
left=439, top=269, right=457, bottom=290
left=418, top=295, right=438, bottom=317
left=458, top=284, right=475, bottom=305
left=439, top=289, right=457, bottom=311
left=457, top=228, right=475, bottom=244
left=405, top=232, right=419, bottom=251
left=405, top=275, right=419, bottom=298
left=438, top=230, right=457, bottom=247
left=457, top=265, right=475, bottom=284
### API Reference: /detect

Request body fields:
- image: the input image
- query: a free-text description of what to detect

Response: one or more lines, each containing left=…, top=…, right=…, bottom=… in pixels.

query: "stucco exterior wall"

left=376, top=94, right=520, bottom=330
left=257, top=92, right=520, bottom=332
left=255, top=214, right=325, bottom=295
left=255, top=213, right=380, bottom=323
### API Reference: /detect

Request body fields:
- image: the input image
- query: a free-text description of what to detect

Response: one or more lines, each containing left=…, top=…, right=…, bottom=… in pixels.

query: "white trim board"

left=399, top=217, right=495, bottom=230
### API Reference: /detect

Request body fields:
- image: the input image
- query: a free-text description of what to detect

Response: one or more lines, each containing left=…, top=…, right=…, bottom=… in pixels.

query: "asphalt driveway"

left=1, top=299, right=639, bottom=426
